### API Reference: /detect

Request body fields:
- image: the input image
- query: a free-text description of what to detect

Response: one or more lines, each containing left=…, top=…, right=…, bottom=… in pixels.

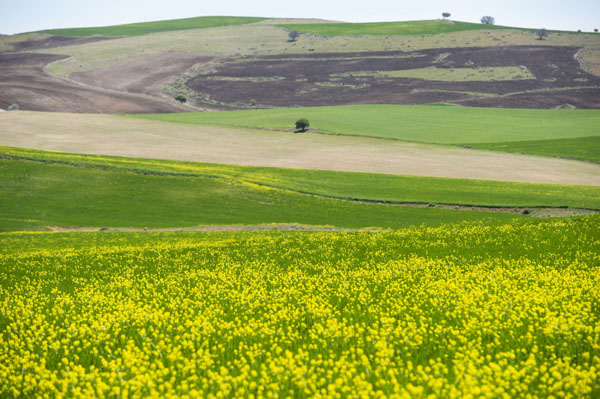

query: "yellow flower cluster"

left=0, top=218, right=598, bottom=398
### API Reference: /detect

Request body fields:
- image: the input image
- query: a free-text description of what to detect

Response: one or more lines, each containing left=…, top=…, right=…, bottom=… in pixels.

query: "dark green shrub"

left=295, top=118, right=310, bottom=132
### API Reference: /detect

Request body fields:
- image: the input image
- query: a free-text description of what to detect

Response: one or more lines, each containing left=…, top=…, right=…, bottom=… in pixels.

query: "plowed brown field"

left=0, top=52, right=194, bottom=113
left=187, top=46, right=600, bottom=109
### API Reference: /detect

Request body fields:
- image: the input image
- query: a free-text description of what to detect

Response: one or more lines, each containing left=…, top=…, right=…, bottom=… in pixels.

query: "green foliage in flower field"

left=36, top=16, right=267, bottom=37
left=1, top=217, right=599, bottom=398
left=130, top=105, right=600, bottom=161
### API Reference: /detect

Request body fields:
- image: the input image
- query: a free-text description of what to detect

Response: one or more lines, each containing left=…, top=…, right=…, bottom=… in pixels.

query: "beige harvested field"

left=1, top=111, right=599, bottom=185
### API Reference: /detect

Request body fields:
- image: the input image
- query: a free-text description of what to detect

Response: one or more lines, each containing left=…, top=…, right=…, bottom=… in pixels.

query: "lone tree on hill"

left=481, top=16, right=495, bottom=25
left=175, top=94, right=187, bottom=103
left=595, top=28, right=598, bottom=33
left=536, top=28, right=548, bottom=40
left=295, top=118, right=310, bottom=132
left=288, top=30, right=299, bottom=42
left=442, top=12, right=451, bottom=20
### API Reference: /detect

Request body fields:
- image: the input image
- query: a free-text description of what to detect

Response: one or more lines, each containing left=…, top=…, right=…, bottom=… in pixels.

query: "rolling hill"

left=1, top=18, right=599, bottom=112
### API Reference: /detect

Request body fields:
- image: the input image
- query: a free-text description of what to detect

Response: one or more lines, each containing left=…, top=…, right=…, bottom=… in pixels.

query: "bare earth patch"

left=49, top=224, right=375, bottom=232
left=69, top=51, right=217, bottom=98
left=1, top=111, right=599, bottom=186
left=0, top=52, right=193, bottom=113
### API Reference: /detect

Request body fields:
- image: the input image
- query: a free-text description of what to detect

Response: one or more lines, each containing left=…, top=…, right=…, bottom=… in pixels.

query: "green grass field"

left=3, top=146, right=600, bottom=232
left=131, top=105, right=600, bottom=160
left=471, top=136, right=600, bottom=162
left=5, top=146, right=600, bottom=208
left=248, top=168, right=600, bottom=209
left=0, top=156, right=519, bottom=232
left=281, top=19, right=523, bottom=36
left=36, top=16, right=267, bottom=37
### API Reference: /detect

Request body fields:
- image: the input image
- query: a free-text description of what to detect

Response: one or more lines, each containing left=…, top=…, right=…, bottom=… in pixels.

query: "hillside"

left=1, top=18, right=599, bottom=112
left=280, top=19, right=529, bottom=36
left=37, top=16, right=268, bottom=37
left=2, top=146, right=600, bottom=232
left=132, top=104, right=600, bottom=162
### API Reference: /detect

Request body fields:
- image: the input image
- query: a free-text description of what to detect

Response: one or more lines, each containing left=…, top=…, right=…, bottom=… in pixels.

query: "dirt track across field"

left=49, top=224, right=378, bottom=232
left=187, top=46, right=600, bottom=109
left=0, top=52, right=195, bottom=113
left=2, top=111, right=599, bottom=186
left=44, top=207, right=599, bottom=232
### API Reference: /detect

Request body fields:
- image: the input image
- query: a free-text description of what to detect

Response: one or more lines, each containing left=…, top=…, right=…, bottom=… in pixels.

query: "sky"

left=1, top=0, right=599, bottom=35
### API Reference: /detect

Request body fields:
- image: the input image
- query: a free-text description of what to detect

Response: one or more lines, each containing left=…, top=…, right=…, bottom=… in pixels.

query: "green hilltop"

left=36, top=16, right=268, bottom=37
left=281, top=19, right=532, bottom=36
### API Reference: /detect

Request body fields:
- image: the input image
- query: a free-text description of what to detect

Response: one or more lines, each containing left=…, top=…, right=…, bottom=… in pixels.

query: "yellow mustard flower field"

left=1, top=217, right=599, bottom=399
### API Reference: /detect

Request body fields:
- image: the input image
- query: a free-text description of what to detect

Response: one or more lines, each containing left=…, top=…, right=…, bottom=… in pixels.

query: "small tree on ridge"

left=536, top=28, right=548, bottom=40
left=442, top=13, right=451, bottom=20
left=481, top=16, right=495, bottom=25
left=288, top=30, right=299, bottom=42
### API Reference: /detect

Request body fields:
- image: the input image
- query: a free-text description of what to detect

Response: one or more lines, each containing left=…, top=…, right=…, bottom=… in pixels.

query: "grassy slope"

left=249, top=168, right=600, bottom=209
left=471, top=136, right=600, bottom=163
left=37, top=16, right=267, bottom=37
left=4, top=146, right=599, bottom=209
left=281, top=19, right=522, bottom=36
left=131, top=105, right=600, bottom=151
left=2, top=146, right=599, bottom=231
left=39, top=22, right=599, bottom=79
left=0, top=157, right=519, bottom=232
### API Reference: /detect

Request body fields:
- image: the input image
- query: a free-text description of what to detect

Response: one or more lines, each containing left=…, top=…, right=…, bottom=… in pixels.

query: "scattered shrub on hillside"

left=442, top=12, right=451, bottom=20
left=175, top=94, right=187, bottom=103
left=295, top=118, right=310, bottom=132
left=536, top=28, right=548, bottom=40
left=481, top=16, right=495, bottom=25
left=7, top=103, right=18, bottom=111
left=288, top=30, right=299, bottom=42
